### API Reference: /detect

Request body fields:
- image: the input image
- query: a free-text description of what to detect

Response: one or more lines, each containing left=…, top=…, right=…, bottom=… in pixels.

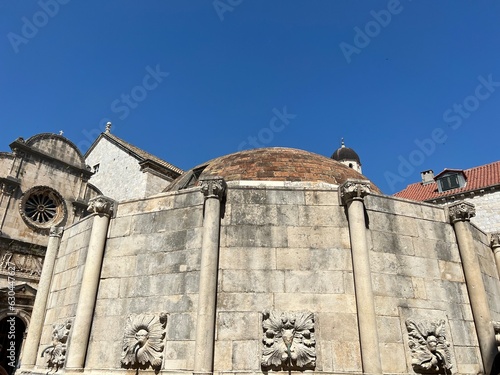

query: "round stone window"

left=20, top=186, right=66, bottom=230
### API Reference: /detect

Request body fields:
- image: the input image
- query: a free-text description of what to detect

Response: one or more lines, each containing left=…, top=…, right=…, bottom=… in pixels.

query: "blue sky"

left=1, top=1, right=500, bottom=193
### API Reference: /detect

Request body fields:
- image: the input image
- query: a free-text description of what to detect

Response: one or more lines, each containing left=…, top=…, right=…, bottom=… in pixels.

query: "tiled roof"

left=394, top=161, right=500, bottom=201
left=101, top=132, right=184, bottom=175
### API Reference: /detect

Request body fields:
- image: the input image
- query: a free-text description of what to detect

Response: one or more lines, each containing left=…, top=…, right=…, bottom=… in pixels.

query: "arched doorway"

left=0, top=316, right=26, bottom=375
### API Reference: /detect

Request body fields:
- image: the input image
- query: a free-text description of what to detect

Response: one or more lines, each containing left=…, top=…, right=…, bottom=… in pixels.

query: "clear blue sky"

left=2, top=1, right=499, bottom=193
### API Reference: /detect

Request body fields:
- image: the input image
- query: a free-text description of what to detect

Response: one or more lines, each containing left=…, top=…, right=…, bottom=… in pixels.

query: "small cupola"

left=331, top=138, right=362, bottom=174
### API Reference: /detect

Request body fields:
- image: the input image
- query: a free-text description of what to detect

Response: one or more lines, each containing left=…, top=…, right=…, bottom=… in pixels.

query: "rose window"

left=20, top=186, right=66, bottom=230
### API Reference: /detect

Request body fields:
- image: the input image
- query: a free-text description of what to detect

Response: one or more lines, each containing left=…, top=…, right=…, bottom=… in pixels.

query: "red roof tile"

left=394, top=161, right=500, bottom=201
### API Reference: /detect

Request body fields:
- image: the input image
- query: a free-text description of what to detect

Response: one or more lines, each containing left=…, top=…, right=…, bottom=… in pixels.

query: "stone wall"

left=466, top=190, right=500, bottom=233
left=36, top=215, right=94, bottom=366
left=365, top=195, right=481, bottom=374
left=32, top=183, right=500, bottom=374
left=217, top=185, right=357, bottom=372
left=84, top=189, right=204, bottom=370
left=470, top=224, right=500, bottom=320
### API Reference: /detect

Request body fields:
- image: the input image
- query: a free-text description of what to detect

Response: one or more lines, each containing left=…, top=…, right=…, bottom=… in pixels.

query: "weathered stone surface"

left=233, top=340, right=260, bottom=370
left=219, top=247, right=276, bottom=270
left=287, top=226, right=350, bottom=249
left=380, top=343, right=407, bottom=373
left=276, top=247, right=352, bottom=271
left=217, top=311, right=260, bottom=340
left=332, top=341, right=362, bottom=372
left=221, top=270, right=284, bottom=293
left=284, top=270, right=345, bottom=294
left=316, top=312, right=359, bottom=342
left=224, top=225, right=288, bottom=247
left=274, top=293, right=356, bottom=313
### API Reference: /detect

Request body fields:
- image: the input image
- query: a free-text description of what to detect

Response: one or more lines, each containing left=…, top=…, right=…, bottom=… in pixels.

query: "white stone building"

left=395, top=161, right=500, bottom=233
left=84, top=123, right=183, bottom=201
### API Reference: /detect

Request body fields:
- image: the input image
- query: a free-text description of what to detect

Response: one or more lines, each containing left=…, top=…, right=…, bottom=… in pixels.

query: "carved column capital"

left=491, top=233, right=500, bottom=251
left=87, top=195, right=114, bottom=216
left=448, top=201, right=475, bottom=223
left=199, top=177, right=226, bottom=200
left=340, top=179, right=371, bottom=205
left=49, top=227, right=64, bottom=238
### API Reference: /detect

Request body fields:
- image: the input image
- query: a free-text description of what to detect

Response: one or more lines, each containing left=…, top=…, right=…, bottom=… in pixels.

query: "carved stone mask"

left=135, top=329, right=149, bottom=346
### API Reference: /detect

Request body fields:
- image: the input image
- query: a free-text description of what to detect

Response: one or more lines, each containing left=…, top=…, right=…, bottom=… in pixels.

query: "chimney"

left=421, top=170, right=434, bottom=185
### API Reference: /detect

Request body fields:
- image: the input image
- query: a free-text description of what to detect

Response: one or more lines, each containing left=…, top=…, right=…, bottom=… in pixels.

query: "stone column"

left=491, top=233, right=500, bottom=279
left=340, top=180, right=382, bottom=375
left=21, top=226, right=64, bottom=369
left=193, top=177, right=226, bottom=375
left=449, top=202, right=497, bottom=373
left=65, top=196, right=114, bottom=371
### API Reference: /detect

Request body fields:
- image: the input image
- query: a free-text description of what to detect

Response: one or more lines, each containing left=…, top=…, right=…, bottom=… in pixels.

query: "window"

left=20, top=186, right=67, bottom=230
left=437, top=173, right=464, bottom=192
left=93, top=163, right=100, bottom=173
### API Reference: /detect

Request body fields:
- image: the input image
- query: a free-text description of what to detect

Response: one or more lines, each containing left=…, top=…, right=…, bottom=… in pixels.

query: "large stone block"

left=232, top=340, right=260, bottom=370
left=370, top=252, right=441, bottom=279
left=316, top=312, right=359, bottom=342
left=438, top=260, right=465, bottom=282
left=332, top=341, right=362, bottom=372
left=219, top=247, right=276, bottom=270
left=167, top=313, right=195, bottom=340
left=221, top=270, right=285, bottom=293
left=284, top=270, right=345, bottom=294
left=101, top=255, right=137, bottom=278
left=369, top=230, right=415, bottom=256
left=164, top=340, right=195, bottom=370
left=448, top=320, right=479, bottom=346
left=217, top=311, right=260, bottom=340
left=287, top=226, right=350, bottom=249
left=266, top=189, right=305, bottom=205
left=230, top=204, right=299, bottom=226
left=217, top=292, right=273, bottom=311
left=225, top=225, right=288, bottom=247
left=214, top=340, right=233, bottom=370
left=380, top=342, right=407, bottom=373
left=371, top=273, right=415, bottom=299
left=276, top=247, right=352, bottom=271
left=274, top=293, right=356, bottom=313
left=304, top=190, right=338, bottom=206
left=367, top=211, right=419, bottom=237
left=297, top=205, right=347, bottom=227
left=376, top=316, right=403, bottom=343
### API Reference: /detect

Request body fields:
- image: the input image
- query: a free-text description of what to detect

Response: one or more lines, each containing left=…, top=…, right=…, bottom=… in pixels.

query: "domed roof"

left=331, top=140, right=361, bottom=164
left=166, top=147, right=379, bottom=192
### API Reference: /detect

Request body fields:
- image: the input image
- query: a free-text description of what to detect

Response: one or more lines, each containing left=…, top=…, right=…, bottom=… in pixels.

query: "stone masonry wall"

left=84, top=189, right=204, bottom=370
left=467, top=190, right=500, bottom=233
left=85, top=137, right=150, bottom=201
left=36, top=215, right=94, bottom=367
left=365, top=195, right=481, bottom=374
left=216, top=186, right=359, bottom=373
left=470, top=224, right=500, bottom=320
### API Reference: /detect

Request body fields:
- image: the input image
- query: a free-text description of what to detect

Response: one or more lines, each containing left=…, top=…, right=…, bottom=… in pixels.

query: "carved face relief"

left=42, top=320, right=71, bottom=373
left=261, top=311, right=316, bottom=370
left=121, top=313, right=167, bottom=370
left=406, top=319, right=453, bottom=374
